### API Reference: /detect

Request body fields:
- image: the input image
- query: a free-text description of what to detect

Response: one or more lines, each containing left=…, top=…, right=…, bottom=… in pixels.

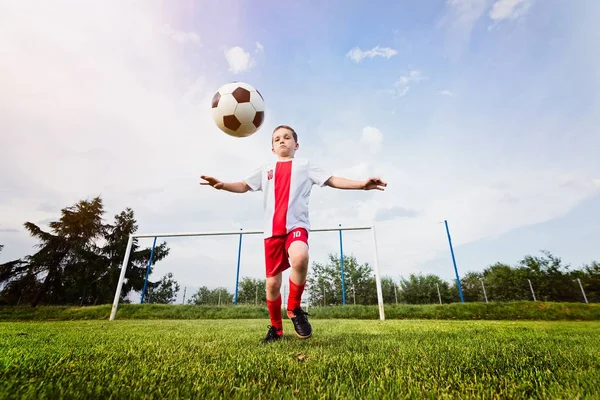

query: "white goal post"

left=109, top=225, right=384, bottom=321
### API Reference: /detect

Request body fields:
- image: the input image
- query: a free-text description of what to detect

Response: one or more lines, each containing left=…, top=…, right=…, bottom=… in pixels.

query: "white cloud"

left=360, top=126, right=384, bottom=154
left=443, top=0, right=490, bottom=28
left=439, top=0, right=491, bottom=58
left=489, top=0, right=534, bottom=21
left=438, top=90, right=455, bottom=96
left=346, top=46, right=398, bottom=63
left=162, top=24, right=201, bottom=44
left=224, top=46, right=256, bottom=74
left=392, top=70, right=426, bottom=97
left=442, top=0, right=536, bottom=49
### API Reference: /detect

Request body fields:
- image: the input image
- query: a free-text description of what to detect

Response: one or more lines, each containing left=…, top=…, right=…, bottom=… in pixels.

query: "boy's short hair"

left=273, top=125, right=298, bottom=143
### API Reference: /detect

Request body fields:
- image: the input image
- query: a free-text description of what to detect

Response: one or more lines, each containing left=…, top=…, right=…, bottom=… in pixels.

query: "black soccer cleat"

left=261, top=325, right=283, bottom=344
left=288, top=307, right=312, bottom=339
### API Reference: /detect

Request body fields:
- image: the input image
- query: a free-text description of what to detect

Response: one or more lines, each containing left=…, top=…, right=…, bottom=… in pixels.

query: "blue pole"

left=444, top=220, right=464, bottom=303
left=234, top=229, right=242, bottom=305
left=339, top=224, right=346, bottom=306
left=140, top=236, right=157, bottom=304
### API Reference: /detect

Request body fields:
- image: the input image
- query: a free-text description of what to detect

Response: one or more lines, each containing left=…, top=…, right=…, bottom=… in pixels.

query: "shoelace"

left=293, top=309, right=310, bottom=323
left=265, top=325, right=279, bottom=339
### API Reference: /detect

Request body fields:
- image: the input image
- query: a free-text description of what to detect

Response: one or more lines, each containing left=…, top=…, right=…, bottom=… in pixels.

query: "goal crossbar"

left=109, top=225, right=384, bottom=321
left=130, top=225, right=372, bottom=239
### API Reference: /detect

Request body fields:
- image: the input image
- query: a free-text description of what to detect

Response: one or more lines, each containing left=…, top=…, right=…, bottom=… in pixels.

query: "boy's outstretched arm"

left=200, top=175, right=250, bottom=193
left=325, top=176, right=387, bottom=191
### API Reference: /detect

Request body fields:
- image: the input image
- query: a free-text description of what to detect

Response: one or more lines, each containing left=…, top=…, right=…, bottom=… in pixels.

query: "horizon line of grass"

left=1, top=300, right=599, bottom=321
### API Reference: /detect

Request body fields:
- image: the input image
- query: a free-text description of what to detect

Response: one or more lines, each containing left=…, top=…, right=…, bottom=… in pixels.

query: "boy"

left=200, top=125, right=386, bottom=344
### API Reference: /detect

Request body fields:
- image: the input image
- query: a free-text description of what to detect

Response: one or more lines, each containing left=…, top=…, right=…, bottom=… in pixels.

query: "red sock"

left=287, top=278, right=306, bottom=315
left=266, top=294, right=283, bottom=334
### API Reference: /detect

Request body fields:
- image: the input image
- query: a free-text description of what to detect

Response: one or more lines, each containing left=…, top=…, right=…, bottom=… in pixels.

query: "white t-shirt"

left=243, top=157, right=332, bottom=238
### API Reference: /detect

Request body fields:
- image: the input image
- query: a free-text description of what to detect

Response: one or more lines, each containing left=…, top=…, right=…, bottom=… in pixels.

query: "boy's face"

left=272, top=127, right=298, bottom=158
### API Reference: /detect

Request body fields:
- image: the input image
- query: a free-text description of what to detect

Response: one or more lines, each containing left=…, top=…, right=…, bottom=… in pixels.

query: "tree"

left=237, top=277, right=266, bottom=305
left=99, top=208, right=169, bottom=304
left=306, top=253, right=376, bottom=306
left=187, top=286, right=234, bottom=305
left=454, top=251, right=600, bottom=303
left=480, top=262, right=528, bottom=302
left=212, top=287, right=234, bottom=305
left=0, top=259, right=40, bottom=306
left=23, top=197, right=105, bottom=307
left=452, top=271, right=484, bottom=302
left=187, top=286, right=212, bottom=305
left=399, top=273, right=454, bottom=304
left=0, top=196, right=170, bottom=306
left=517, top=250, right=580, bottom=302
left=574, top=261, right=600, bottom=303
left=145, top=272, right=180, bottom=304
left=380, top=276, right=399, bottom=304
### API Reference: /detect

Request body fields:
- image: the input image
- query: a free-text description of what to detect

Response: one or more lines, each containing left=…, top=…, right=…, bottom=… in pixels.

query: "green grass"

left=1, top=319, right=599, bottom=399
left=2, top=301, right=599, bottom=321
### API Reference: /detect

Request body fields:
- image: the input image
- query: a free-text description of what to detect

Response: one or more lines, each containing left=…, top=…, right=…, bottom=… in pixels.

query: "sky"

left=1, top=0, right=599, bottom=302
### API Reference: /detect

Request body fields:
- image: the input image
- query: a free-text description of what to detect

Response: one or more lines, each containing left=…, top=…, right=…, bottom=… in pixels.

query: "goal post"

left=109, top=225, right=384, bottom=321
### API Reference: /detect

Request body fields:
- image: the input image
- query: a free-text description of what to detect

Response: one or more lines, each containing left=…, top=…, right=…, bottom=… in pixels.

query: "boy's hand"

left=200, top=175, right=225, bottom=190
left=363, top=177, right=387, bottom=191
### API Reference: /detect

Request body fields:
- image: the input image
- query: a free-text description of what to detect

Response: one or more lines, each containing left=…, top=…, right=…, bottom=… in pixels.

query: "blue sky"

left=1, top=0, right=599, bottom=301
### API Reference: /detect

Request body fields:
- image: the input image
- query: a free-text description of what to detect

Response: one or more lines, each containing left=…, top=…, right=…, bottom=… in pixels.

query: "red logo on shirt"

left=267, top=169, right=273, bottom=180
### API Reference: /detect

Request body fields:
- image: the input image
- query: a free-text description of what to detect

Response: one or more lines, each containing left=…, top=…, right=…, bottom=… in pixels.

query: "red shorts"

left=264, top=227, right=309, bottom=277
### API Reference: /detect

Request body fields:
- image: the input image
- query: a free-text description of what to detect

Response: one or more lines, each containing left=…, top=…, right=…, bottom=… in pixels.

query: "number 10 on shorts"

left=288, top=228, right=308, bottom=245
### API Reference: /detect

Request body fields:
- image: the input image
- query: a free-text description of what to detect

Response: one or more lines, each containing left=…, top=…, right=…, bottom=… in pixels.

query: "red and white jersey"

left=243, top=157, right=332, bottom=238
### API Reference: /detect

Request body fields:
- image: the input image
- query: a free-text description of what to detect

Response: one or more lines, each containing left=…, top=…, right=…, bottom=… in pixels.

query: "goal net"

left=109, top=225, right=384, bottom=321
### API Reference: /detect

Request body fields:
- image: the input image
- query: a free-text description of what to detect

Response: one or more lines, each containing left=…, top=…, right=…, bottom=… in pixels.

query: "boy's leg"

left=262, top=235, right=288, bottom=343
left=287, top=241, right=309, bottom=311
left=266, top=273, right=283, bottom=333
left=286, top=228, right=312, bottom=339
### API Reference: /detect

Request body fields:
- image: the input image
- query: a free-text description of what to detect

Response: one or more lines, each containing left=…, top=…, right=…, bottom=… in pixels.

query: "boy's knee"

left=266, top=278, right=281, bottom=292
left=290, top=251, right=309, bottom=269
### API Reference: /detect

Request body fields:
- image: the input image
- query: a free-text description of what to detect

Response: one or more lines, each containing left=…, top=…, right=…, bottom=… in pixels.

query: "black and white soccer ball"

left=211, top=81, right=265, bottom=137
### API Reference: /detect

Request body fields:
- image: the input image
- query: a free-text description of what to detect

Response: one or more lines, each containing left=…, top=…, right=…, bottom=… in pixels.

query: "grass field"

left=2, top=319, right=599, bottom=399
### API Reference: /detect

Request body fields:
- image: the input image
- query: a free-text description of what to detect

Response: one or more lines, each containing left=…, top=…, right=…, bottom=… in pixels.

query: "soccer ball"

left=211, top=81, right=265, bottom=137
